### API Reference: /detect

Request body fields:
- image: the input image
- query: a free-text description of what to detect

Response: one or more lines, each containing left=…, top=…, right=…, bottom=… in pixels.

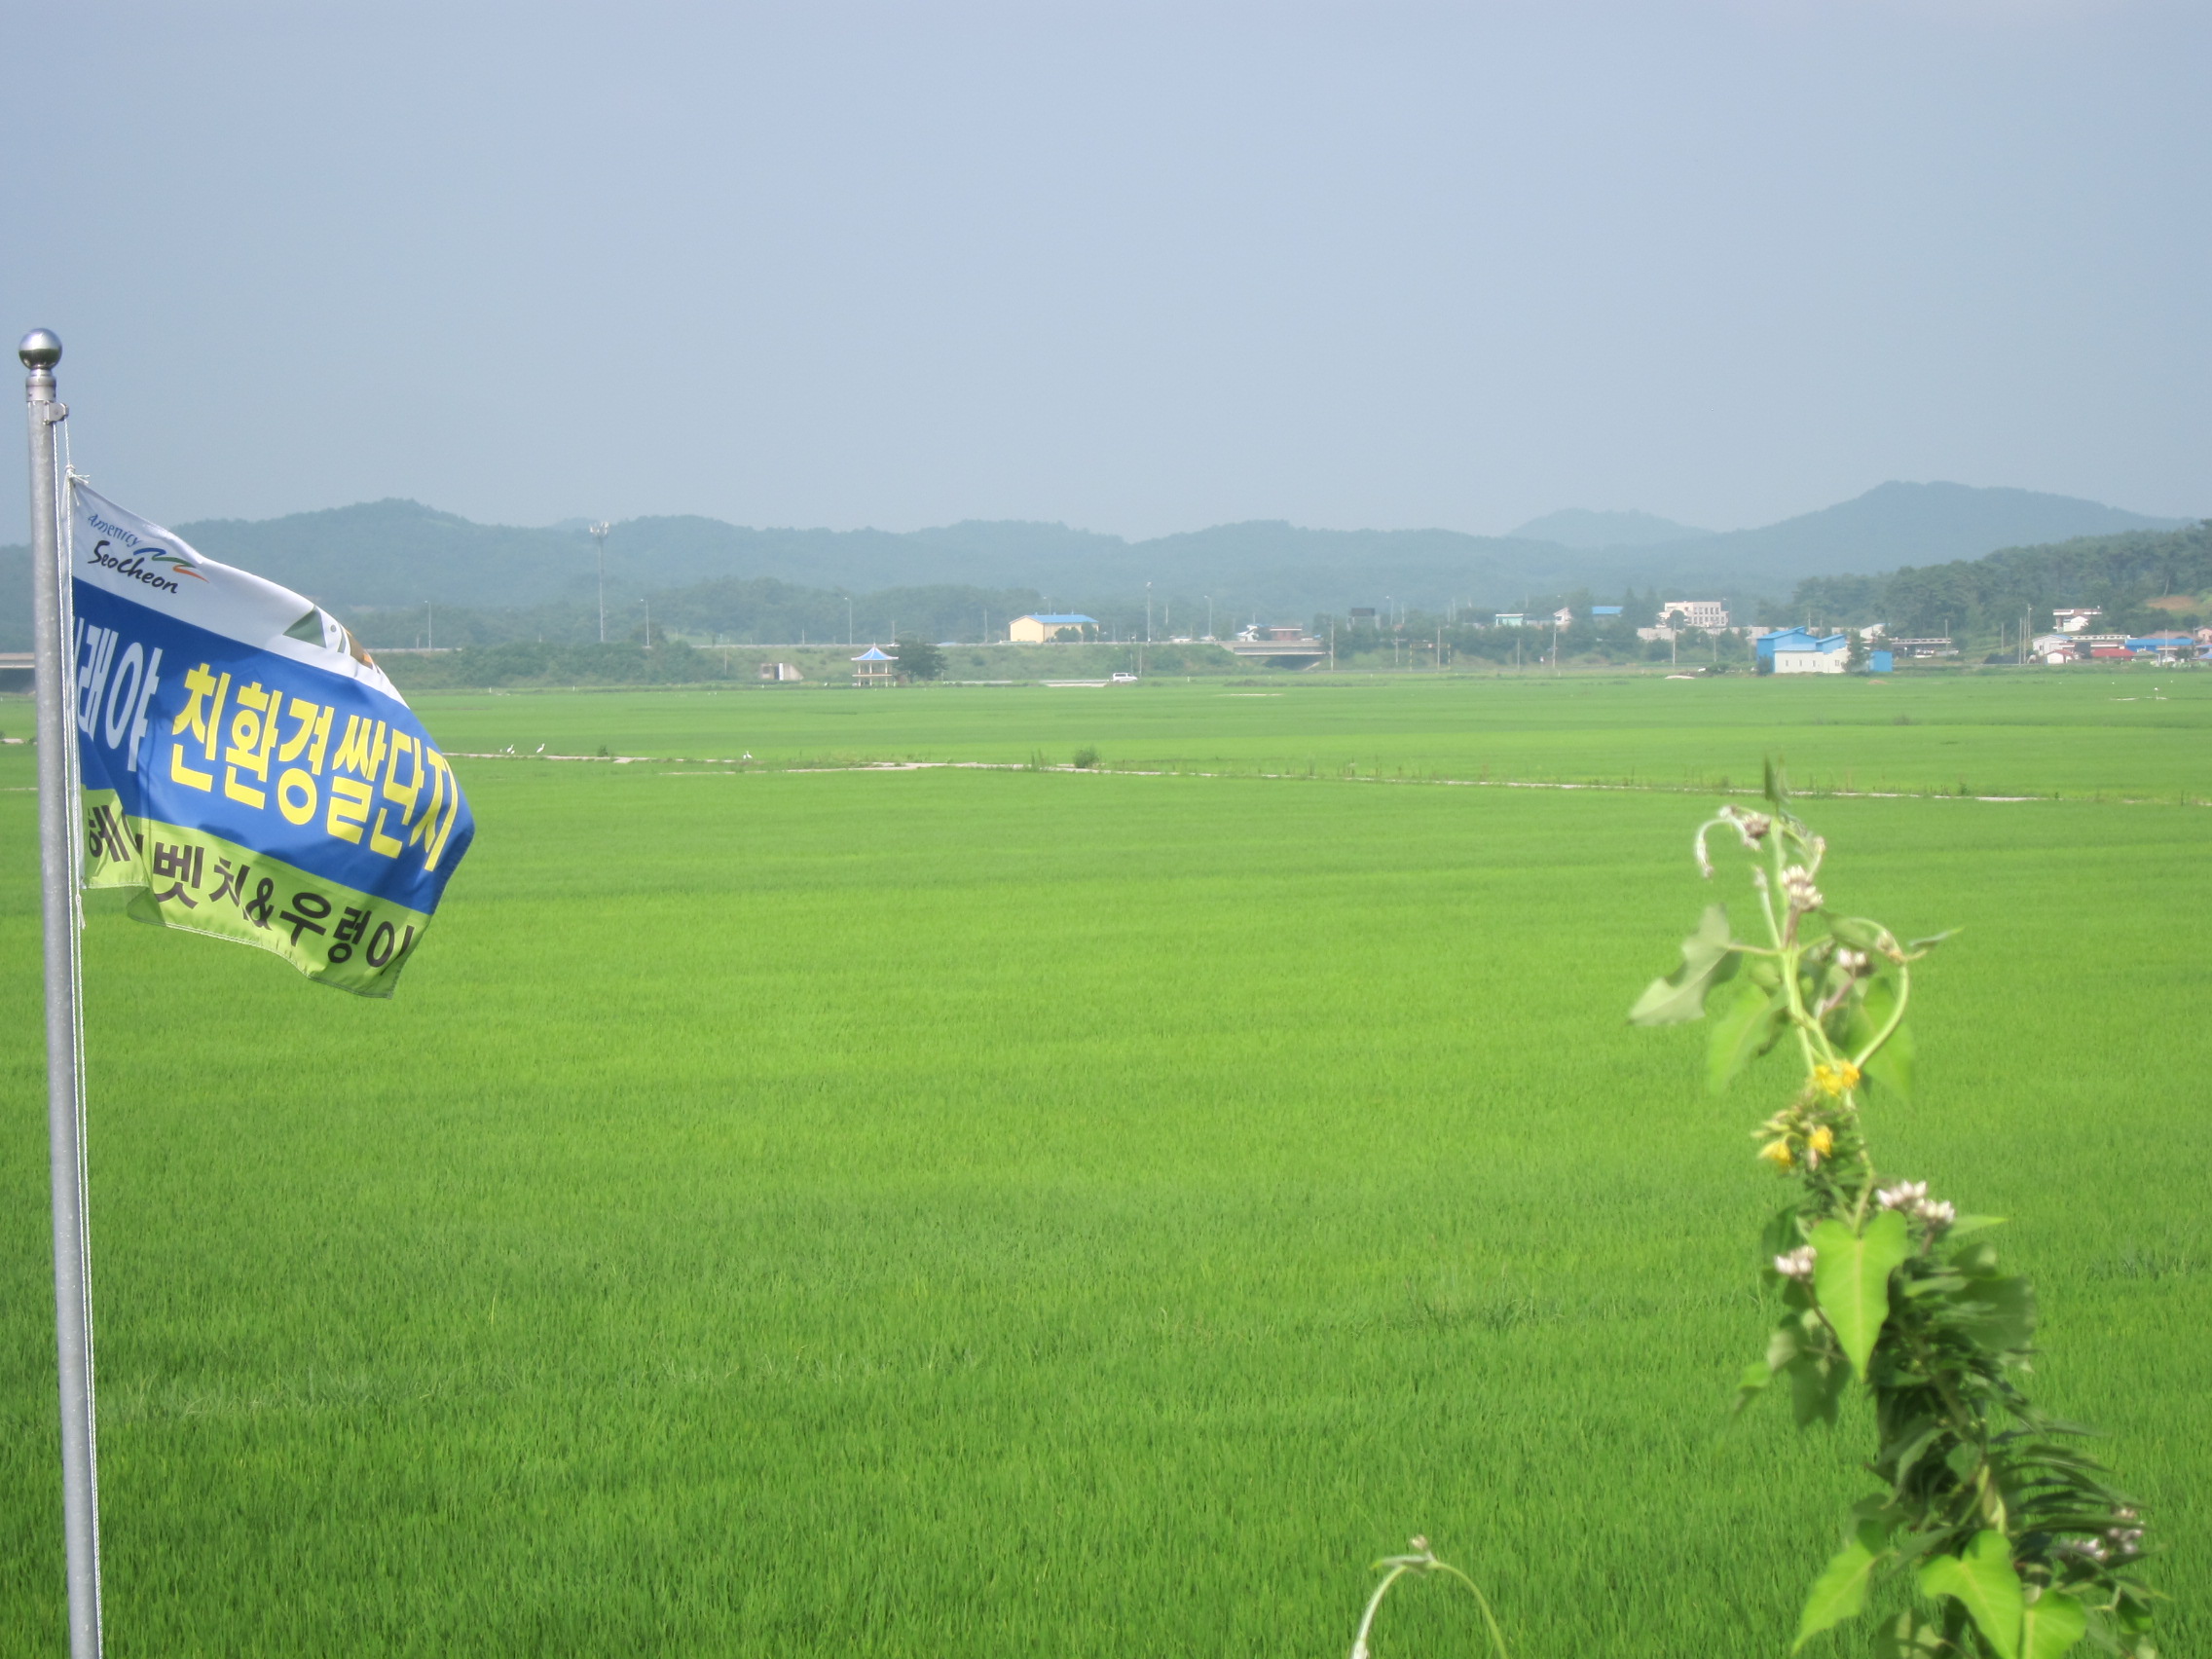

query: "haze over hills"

left=0, top=481, right=2186, bottom=649
left=1507, top=508, right=1712, bottom=548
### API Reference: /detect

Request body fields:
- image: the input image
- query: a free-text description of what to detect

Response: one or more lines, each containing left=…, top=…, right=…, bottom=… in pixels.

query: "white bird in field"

left=743, top=752, right=754, bottom=761
left=536, top=744, right=546, bottom=754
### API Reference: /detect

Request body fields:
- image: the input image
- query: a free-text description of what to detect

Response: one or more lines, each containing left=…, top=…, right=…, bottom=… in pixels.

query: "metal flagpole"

left=22, top=327, right=104, bottom=1659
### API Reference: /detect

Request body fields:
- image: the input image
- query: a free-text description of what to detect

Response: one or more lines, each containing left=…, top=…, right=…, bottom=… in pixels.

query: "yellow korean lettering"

left=278, top=697, right=334, bottom=773
left=223, top=682, right=279, bottom=809
left=333, top=715, right=388, bottom=781
left=412, top=748, right=461, bottom=869
left=276, top=769, right=317, bottom=826
left=382, top=731, right=423, bottom=823
left=326, top=775, right=373, bottom=842
left=371, top=733, right=423, bottom=856
left=169, top=741, right=213, bottom=792
left=166, top=663, right=228, bottom=792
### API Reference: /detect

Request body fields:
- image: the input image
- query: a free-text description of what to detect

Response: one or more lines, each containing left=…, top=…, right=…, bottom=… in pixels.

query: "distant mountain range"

left=1506, top=508, right=1712, bottom=548
left=0, top=481, right=2187, bottom=648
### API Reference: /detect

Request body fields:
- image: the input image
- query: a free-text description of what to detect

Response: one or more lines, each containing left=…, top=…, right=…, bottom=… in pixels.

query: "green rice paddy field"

left=0, top=672, right=2205, bottom=1656
left=413, top=667, right=2212, bottom=800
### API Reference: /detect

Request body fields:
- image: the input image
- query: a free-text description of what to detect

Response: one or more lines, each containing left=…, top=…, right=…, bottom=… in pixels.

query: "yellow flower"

left=1758, top=1138, right=1795, bottom=1169
left=1812, top=1061, right=1862, bottom=1097
left=1808, top=1125, right=1835, bottom=1158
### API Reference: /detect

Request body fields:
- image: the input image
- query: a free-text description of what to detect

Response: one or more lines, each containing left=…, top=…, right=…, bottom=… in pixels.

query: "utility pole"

left=1205, top=595, right=1213, bottom=641
left=845, top=596, right=853, bottom=646
left=642, top=598, right=651, bottom=648
left=425, top=601, right=432, bottom=651
left=590, top=522, right=609, bottom=644
left=1145, top=581, right=1153, bottom=645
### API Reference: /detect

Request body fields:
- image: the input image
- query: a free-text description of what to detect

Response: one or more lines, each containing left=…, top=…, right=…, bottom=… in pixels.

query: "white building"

left=1757, top=627, right=1851, bottom=674
left=1775, top=645, right=1848, bottom=675
left=1661, top=600, right=1730, bottom=631
left=2051, top=608, right=2103, bottom=634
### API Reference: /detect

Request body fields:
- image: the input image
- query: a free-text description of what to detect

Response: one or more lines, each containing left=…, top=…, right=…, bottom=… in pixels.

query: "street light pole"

left=589, top=522, right=609, bottom=644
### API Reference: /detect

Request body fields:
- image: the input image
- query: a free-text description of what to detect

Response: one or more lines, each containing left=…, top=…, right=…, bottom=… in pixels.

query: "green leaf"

left=1810, top=1211, right=1913, bottom=1381
left=1630, top=905, right=1740, bottom=1025
left=1847, top=976, right=1913, bottom=1098
left=1950, top=1240, right=2003, bottom=1277
left=1827, top=916, right=1886, bottom=951
left=1707, top=981, right=1785, bottom=1091
left=1878, top=1417, right=1947, bottom=1487
left=1872, top=1609, right=1949, bottom=1659
left=1945, top=1214, right=2007, bottom=1241
left=1948, top=1275, right=2037, bottom=1353
left=1735, top=1359, right=1775, bottom=1409
left=1906, top=929, right=1956, bottom=955
left=1788, top=1349, right=1847, bottom=1427
left=1918, top=1531, right=2023, bottom=1659
left=1865, top=1022, right=1913, bottom=1098
left=1794, top=1521, right=1891, bottom=1649
left=1764, top=756, right=1790, bottom=808
left=2019, top=1592, right=2085, bottom=1659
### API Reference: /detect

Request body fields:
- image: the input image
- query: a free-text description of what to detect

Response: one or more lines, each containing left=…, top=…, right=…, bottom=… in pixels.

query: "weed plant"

left=1636, top=766, right=2160, bottom=1657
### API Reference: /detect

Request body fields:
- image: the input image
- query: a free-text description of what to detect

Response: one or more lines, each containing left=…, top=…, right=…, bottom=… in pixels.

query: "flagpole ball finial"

left=18, top=330, right=61, bottom=370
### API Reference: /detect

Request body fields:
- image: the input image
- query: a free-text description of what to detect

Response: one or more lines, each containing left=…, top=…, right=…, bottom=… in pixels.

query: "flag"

left=67, top=484, right=473, bottom=997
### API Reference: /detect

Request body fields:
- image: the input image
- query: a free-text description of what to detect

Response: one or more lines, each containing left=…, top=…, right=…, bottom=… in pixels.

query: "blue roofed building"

left=1756, top=628, right=1851, bottom=675
left=2123, top=635, right=2195, bottom=661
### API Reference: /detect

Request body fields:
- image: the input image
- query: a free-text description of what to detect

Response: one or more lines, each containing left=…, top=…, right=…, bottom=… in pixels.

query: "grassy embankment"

left=0, top=676, right=2202, bottom=1657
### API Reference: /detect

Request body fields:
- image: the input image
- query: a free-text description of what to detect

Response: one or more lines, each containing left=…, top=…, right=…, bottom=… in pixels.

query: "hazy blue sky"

left=5, top=1, right=2205, bottom=540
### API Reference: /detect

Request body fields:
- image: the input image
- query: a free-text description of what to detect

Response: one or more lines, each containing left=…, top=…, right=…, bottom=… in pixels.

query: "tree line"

left=1788, top=521, right=2211, bottom=639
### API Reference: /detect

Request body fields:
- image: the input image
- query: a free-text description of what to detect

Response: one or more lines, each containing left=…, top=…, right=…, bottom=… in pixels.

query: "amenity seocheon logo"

left=85, top=536, right=204, bottom=595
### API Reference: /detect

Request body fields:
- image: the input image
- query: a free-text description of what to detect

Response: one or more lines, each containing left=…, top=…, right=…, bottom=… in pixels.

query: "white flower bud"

left=1774, top=1246, right=1817, bottom=1281
left=1782, top=865, right=1825, bottom=911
